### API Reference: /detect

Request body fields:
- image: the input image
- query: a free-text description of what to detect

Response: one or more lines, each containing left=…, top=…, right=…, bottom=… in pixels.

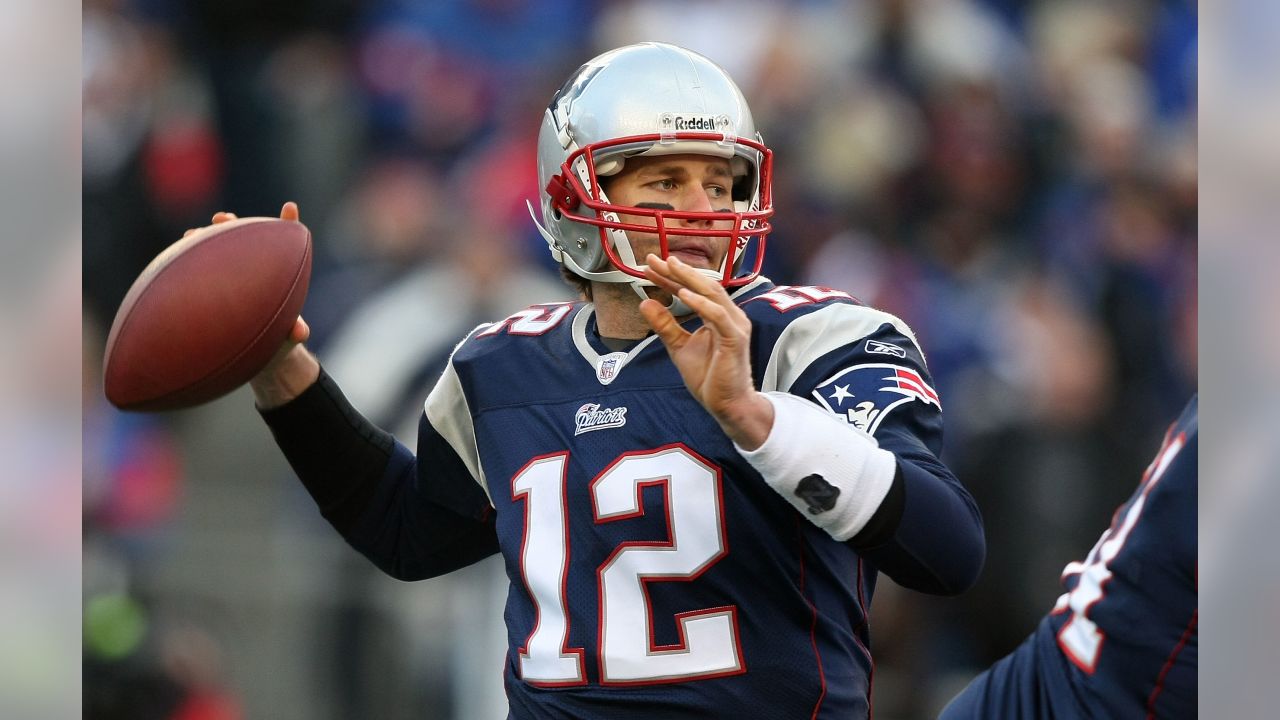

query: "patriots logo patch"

left=811, top=363, right=941, bottom=435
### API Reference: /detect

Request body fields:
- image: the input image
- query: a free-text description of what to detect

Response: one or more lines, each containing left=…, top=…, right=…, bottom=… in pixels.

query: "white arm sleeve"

left=735, top=391, right=898, bottom=541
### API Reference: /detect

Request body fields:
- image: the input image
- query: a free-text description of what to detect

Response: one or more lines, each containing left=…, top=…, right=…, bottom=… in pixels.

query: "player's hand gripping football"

left=640, top=254, right=774, bottom=450
left=185, top=202, right=320, bottom=409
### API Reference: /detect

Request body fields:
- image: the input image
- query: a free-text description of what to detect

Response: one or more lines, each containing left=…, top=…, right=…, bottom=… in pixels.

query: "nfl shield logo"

left=596, top=352, right=626, bottom=385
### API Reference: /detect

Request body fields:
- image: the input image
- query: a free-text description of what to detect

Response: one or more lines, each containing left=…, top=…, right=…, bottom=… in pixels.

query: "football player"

left=243, top=43, right=985, bottom=718
left=939, top=395, right=1197, bottom=719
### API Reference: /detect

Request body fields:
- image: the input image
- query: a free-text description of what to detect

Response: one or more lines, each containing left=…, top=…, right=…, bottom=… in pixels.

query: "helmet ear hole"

left=731, top=157, right=757, bottom=202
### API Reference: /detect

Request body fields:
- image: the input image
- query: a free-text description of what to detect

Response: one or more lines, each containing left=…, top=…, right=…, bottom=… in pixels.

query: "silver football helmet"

left=530, top=42, right=774, bottom=293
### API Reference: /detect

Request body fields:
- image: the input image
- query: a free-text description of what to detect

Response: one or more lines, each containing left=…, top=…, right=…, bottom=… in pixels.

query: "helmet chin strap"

left=607, top=224, right=676, bottom=310
left=529, top=201, right=649, bottom=285
left=526, top=199, right=724, bottom=318
left=610, top=224, right=737, bottom=317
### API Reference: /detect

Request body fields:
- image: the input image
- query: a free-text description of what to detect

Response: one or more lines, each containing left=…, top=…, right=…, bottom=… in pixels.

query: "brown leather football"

left=103, top=217, right=312, bottom=411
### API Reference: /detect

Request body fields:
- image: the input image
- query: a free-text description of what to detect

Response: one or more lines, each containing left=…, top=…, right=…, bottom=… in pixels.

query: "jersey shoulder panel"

left=425, top=301, right=592, bottom=498
left=450, top=300, right=584, bottom=363
left=423, top=323, right=495, bottom=498
left=737, top=280, right=866, bottom=325
left=737, top=282, right=926, bottom=394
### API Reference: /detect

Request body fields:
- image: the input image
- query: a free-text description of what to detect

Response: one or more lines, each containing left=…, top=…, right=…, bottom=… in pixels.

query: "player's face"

left=602, top=154, right=736, bottom=272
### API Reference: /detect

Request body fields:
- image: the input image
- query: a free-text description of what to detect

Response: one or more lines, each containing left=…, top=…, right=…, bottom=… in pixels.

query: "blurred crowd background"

left=81, top=0, right=1196, bottom=718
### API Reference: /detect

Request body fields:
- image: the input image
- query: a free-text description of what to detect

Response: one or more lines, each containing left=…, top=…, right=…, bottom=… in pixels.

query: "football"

left=103, top=217, right=312, bottom=411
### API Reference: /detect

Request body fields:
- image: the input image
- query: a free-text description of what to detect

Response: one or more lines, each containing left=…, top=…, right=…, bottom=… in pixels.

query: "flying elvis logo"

left=812, top=363, right=940, bottom=435
left=574, top=403, right=628, bottom=436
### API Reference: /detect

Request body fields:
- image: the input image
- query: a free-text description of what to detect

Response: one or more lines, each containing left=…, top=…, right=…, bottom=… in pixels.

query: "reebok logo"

left=865, top=340, right=906, bottom=358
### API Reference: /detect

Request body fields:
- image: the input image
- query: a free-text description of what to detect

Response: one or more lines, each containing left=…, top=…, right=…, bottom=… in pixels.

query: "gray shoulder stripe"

left=423, top=325, right=491, bottom=501
left=761, top=304, right=925, bottom=393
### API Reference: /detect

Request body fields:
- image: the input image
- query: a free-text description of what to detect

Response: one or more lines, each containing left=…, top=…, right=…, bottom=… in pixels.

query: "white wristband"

left=735, top=391, right=898, bottom=541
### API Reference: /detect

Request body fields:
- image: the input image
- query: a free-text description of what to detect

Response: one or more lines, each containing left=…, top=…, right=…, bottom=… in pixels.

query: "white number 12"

left=511, top=445, right=744, bottom=686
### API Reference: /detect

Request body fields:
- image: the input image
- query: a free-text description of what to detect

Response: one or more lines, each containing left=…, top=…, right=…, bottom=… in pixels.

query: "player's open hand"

left=221, top=201, right=315, bottom=409
left=183, top=200, right=301, bottom=235
left=640, top=254, right=774, bottom=450
left=185, top=202, right=309, bottom=348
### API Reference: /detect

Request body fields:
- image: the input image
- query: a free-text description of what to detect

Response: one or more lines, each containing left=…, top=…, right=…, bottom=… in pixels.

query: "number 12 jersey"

left=349, top=278, right=985, bottom=719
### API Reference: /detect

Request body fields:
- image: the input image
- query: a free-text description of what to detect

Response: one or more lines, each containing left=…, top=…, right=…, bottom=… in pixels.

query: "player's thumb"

left=286, top=316, right=310, bottom=345
left=639, top=299, right=685, bottom=350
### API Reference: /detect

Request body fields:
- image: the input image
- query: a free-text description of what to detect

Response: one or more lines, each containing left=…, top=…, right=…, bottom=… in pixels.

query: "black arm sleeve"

left=847, top=466, right=906, bottom=548
left=259, top=368, right=394, bottom=533
left=258, top=366, right=499, bottom=580
left=855, top=431, right=986, bottom=595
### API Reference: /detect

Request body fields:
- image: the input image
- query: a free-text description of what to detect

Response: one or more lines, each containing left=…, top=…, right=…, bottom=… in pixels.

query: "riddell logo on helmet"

left=659, top=113, right=730, bottom=132
left=675, top=116, right=719, bottom=131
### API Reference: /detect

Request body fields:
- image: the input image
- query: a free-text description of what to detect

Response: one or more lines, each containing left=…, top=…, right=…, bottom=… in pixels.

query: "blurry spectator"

left=164, top=0, right=363, bottom=214
left=595, top=0, right=783, bottom=86
left=84, top=592, right=243, bottom=720
left=83, top=0, right=182, bottom=321
left=261, top=33, right=367, bottom=235
left=357, top=0, right=593, bottom=157
left=951, top=275, right=1123, bottom=657
left=301, top=156, right=455, bottom=344
left=319, top=175, right=569, bottom=441
left=84, top=311, right=185, bottom=564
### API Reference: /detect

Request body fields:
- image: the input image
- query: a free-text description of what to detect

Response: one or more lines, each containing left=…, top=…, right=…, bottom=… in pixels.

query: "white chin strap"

left=527, top=199, right=727, bottom=318
left=610, top=225, right=729, bottom=316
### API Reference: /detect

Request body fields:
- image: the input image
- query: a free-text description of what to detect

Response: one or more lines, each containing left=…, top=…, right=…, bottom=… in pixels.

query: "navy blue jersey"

left=344, top=278, right=982, bottom=719
left=941, top=396, right=1198, bottom=720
